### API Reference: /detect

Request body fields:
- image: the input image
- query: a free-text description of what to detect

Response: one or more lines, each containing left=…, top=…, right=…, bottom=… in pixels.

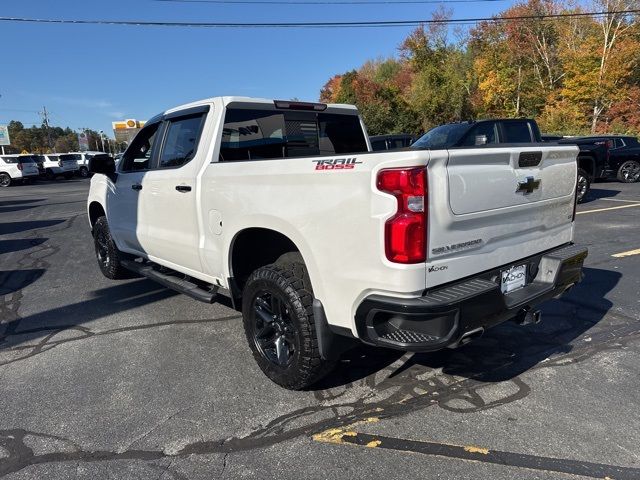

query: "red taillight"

left=58, top=160, right=63, bottom=167
left=17, top=162, right=23, bottom=171
left=376, top=167, right=426, bottom=264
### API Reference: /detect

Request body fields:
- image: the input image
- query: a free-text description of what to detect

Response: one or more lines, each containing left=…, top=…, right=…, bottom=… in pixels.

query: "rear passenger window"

left=461, top=123, right=498, bottom=146
left=219, top=107, right=368, bottom=161
left=159, top=114, right=206, bottom=168
left=502, top=122, right=533, bottom=143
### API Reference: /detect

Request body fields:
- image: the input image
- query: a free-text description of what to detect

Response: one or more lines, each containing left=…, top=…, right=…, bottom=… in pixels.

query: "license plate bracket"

left=501, top=264, right=527, bottom=294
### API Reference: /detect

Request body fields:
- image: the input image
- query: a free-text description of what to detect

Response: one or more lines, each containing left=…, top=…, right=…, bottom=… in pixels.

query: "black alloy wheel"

left=92, top=216, right=131, bottom=280
left=617, top=160, right=640, bottom=183
left=251, top=291, right=298, bottom=367
left=576, top=168, right=590, bottom=203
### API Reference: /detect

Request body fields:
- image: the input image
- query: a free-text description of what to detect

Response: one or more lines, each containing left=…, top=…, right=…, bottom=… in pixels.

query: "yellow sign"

left=112, top=119, right=146, bottom=130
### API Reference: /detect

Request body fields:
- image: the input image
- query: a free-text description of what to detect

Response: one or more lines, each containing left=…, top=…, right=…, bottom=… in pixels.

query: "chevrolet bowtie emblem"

left=516, top=176, right=541, bottom=194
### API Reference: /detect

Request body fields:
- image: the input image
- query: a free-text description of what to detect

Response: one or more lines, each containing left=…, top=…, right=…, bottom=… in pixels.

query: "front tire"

left=242, top=260, right=334, bottom=390
left=616, top=160, right=640, bottom=183
left=576, top=168, right=590, bottom=203
left=79, top=167, right=89, bottom=178
left=93, top=216, right=131, bottom=280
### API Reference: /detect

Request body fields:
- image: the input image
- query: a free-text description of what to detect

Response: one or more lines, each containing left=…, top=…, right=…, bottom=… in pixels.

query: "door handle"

left=131, top=183, right=142, bottom=191
left=175, top=185, right=192, bottom=193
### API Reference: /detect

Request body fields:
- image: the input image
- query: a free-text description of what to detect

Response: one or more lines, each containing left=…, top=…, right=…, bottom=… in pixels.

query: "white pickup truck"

left=87, top=97, right=587, bottom=389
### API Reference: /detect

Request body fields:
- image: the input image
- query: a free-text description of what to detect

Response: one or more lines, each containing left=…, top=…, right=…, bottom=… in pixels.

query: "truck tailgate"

left=426, top=145, right=579, bottom=288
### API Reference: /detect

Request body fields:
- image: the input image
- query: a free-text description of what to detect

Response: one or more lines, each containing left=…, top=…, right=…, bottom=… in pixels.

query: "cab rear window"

left=219, top=108, right=368, bottom=161
left=502, top=122, right=533, bottom=143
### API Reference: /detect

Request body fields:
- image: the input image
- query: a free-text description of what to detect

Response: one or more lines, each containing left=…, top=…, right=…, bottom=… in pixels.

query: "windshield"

left=412, top=124, right=470, bottom=149
left=18, top=156, right=37, bottom=163
left=60, top=154, right=81, bottom=161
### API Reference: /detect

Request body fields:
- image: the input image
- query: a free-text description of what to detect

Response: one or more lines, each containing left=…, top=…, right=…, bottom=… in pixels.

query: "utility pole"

left=99, top=130, right=105, bottom=152
left=39, top=106, right=53, bottom=152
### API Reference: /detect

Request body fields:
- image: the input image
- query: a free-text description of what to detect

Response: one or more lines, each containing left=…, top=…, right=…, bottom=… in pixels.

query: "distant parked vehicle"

left=70, top=151, right=106, bottom=178
left=370, top=134, right=415, bottom=151
left=576, top=135, right=640, bottom=183
left=546, top=135, right=640, bottom=184
left=38, top=154, right=79, bottom=180
left=0, top=154, right=40, bottom=187
left=608, top=136, right=640, bottom=183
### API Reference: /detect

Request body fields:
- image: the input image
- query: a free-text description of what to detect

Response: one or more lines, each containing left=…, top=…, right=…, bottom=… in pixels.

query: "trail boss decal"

left=313, top=158, right=362, bottom=171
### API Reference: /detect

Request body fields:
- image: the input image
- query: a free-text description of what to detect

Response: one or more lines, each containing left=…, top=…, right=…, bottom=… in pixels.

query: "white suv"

left=0, top=154, right=40, bottom=187
left=70, top=151, right=105, bottom=178
left=37, top=154, right=79, bottom=180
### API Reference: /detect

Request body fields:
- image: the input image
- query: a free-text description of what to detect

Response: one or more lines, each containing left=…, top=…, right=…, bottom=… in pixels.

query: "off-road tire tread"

left=242, top=260, right=334, bottom=390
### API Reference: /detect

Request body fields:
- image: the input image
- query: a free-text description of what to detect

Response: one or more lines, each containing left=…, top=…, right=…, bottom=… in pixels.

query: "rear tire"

left=79, top=167, right=89, bottom=178
left=576, top=168, right=590, bottom=203
left=93, top=216, right=131, bottom=280
left=616, top=160, right=640, bottom=183
left=0, top=173, right=11, bottom=187
left=242, top=259, right=334, bottom=390
left=45, top=169, right=55, bottom=181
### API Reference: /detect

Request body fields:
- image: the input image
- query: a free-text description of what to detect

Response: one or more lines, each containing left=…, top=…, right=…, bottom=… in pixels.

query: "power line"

left=0, top=10, right=637, bottom=28
left=155, top=0, right=505, bottom=4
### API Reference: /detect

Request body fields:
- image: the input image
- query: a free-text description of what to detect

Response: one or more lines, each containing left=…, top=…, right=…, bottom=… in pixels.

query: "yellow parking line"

left=612, top=248, right=640, bottom=258
left=576, top=203, right=640, bottom=215
left=601, top=198, right=640, bottom=203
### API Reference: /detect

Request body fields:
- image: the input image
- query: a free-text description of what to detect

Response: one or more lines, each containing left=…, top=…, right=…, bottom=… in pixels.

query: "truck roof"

left=162, top=96, right=359, bottom=117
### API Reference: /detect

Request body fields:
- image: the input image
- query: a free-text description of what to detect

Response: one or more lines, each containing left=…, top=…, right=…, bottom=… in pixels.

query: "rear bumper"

left=354, top=243, right=588, bottom=352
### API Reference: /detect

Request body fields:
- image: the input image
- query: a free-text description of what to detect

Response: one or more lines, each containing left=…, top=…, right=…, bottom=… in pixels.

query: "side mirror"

left=475, top=135, right=488, bottom=146
left=89, top=154, right=116, bottom=176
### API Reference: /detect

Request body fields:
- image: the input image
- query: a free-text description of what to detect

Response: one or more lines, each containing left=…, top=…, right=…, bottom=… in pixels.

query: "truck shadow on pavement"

left=582, top=186, right=621, bottom=203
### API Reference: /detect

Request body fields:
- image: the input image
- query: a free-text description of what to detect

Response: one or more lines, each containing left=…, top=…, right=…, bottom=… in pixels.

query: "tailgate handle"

left=519, top=151, right=542, bottom=168
left=175, top=185, right=192, bottom=193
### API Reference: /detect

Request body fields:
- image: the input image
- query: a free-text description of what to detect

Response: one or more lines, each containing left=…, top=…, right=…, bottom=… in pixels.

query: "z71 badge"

left=313, top=158, right=362, bottom=171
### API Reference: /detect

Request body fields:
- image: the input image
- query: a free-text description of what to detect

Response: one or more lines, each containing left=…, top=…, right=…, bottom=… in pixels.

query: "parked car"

left=87, top=97, right=586, bottom=389
left=68, top=151, right=106, bottom=178
left=37, top=153, right=79, bottom=179
left=0, top=154, right=40, bottom=187
left=567, top=135, right=640, bottom=183
left=608, top=136, right=640, bottom=182
left=370, top=134, right=415, bottom=151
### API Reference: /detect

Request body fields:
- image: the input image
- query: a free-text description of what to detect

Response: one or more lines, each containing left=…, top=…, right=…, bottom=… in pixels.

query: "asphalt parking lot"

left=1, top=178, right=640, bottom=479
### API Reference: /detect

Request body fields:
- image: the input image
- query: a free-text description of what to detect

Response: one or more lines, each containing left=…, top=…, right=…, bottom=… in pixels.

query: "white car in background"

left=35, top=153, right=79, bottom=180
left=70, top=151, right=106, bottom=178
left=0, top=154, right=40, bottom=187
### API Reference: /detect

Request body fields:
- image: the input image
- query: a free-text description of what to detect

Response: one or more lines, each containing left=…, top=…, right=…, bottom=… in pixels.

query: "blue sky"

left=1, top=0, right=515, bottom=136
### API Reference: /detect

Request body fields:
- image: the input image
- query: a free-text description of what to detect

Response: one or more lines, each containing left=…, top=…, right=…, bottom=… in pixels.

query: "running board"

left=120, top=259, right=217, bottom=303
